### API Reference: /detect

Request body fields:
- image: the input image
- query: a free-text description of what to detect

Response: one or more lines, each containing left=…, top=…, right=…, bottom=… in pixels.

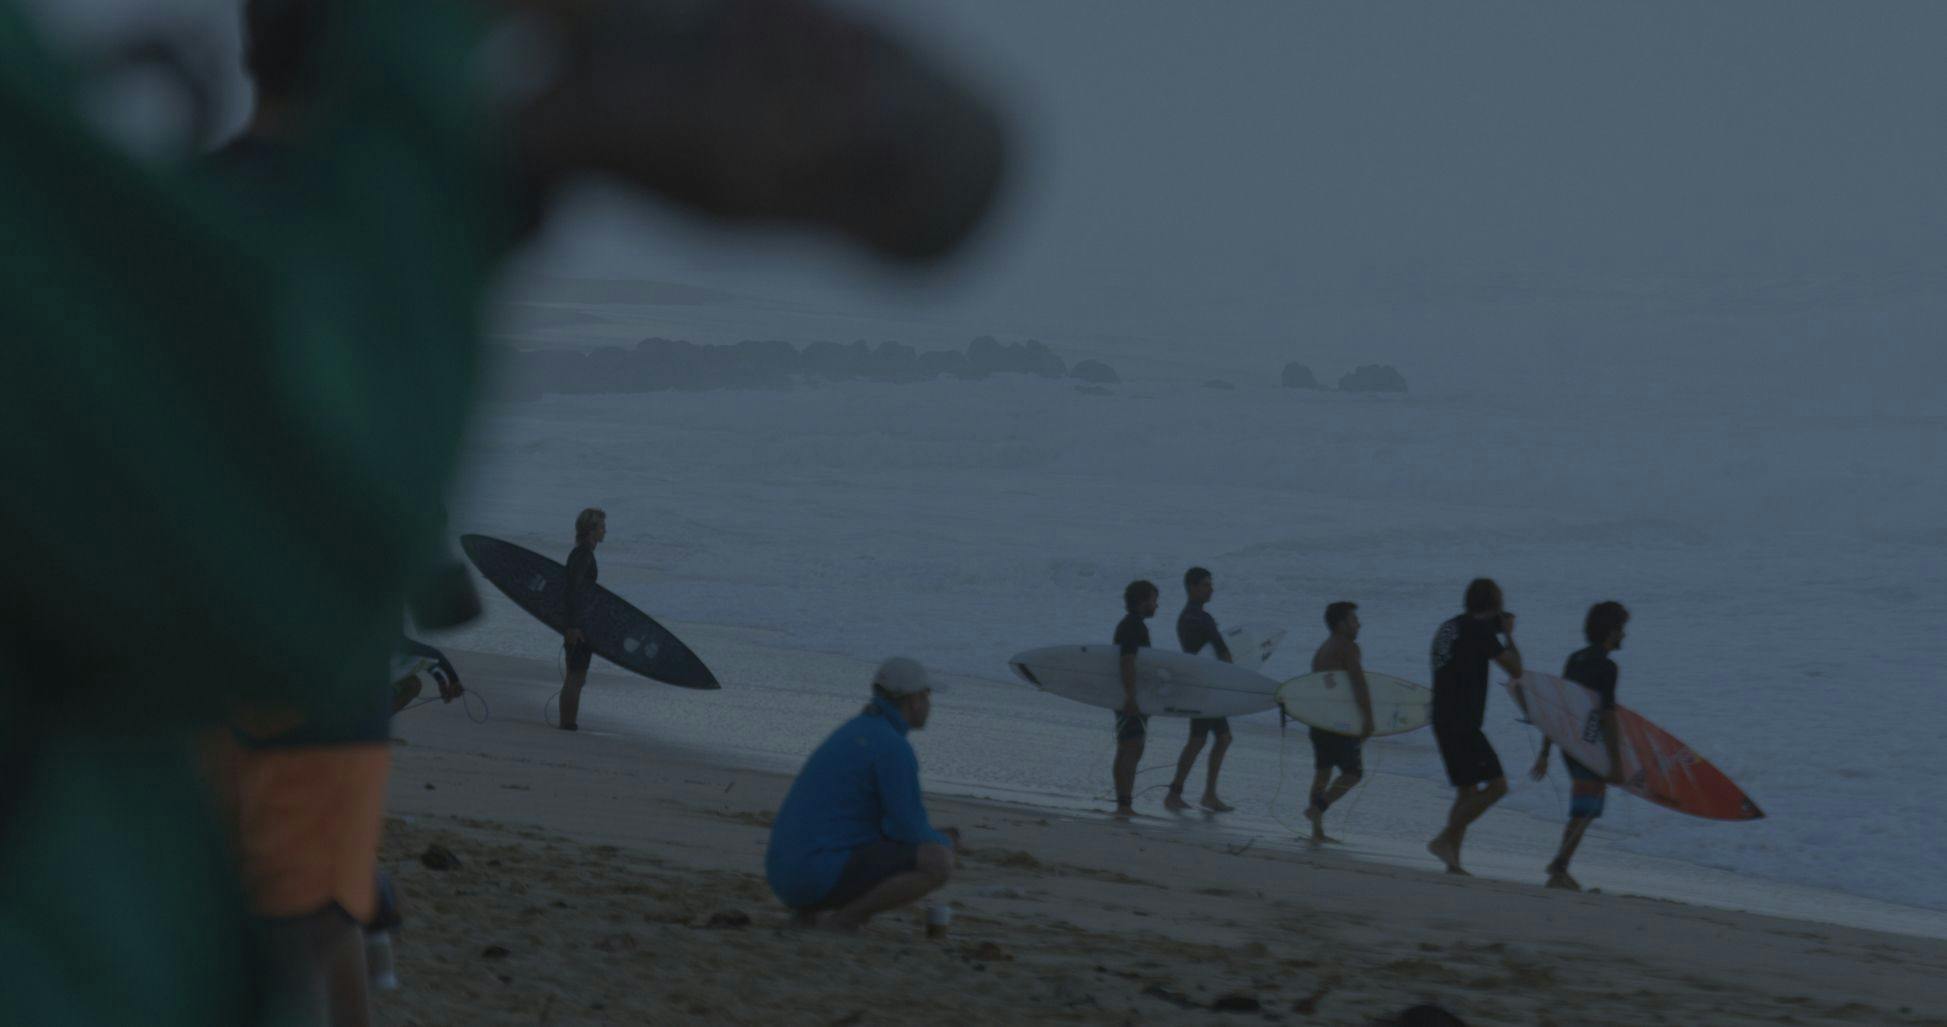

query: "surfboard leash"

left=397, top=687, right=492, bottom=724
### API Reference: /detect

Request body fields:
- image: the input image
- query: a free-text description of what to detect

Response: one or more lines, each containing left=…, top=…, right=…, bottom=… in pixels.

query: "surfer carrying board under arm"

left=558, top=508, right=606, bottom=731
left=1426, top=578, right=1524, bottom=874
left=766, top=658, right=960, bottom=931
left=1529, top=601, right=1630, bottom=891
left=1113, top=580, right=1161, bottom=818
left=1165, top=567, right=1237, bottom=813
left=1304, top=601, right=1376, bottom=843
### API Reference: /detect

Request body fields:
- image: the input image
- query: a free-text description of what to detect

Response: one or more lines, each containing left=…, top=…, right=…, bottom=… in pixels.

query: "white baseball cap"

left=872, top=656, right=943, bottom=696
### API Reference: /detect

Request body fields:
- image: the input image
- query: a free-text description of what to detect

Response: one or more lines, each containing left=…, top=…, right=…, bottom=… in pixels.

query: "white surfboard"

left=1220, top=622, right=1287, bottom=668
left=1008, top=645, right=1281, bottom=719
left=1277, top=669, right=1432, bottom=737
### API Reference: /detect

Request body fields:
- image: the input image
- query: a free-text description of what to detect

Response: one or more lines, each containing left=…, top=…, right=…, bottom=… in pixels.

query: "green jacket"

left=0, top=3, right=516, bottom=1022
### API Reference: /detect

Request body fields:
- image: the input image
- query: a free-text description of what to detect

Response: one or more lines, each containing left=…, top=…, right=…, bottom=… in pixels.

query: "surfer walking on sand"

left=558, top=507, right=605, bottom=731
left=766, top=658, right=960, bottom=931
left=1165, top=567, right=1237, bottom=813
left=1113, top=580, right=1161, bottom=818
left=1303, top=601, right=1376, bottom=844
left=1426, top=578, right=1524, bottom=874
left=1529, top=601, right=1630, bottom=891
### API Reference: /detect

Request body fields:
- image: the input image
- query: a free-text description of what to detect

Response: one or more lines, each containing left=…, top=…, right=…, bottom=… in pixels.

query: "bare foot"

left=1163, top=792, right=1191, bottom=812
left=1302, top=806, right=1327, bottom=843
left=1199, top=796, right=1235, bottom=813
left=1427, top=834, right=1465, bottom=874
left=1112, top=805, right=1138, bottom=820
left=1546, top=871, right=1582, bottom=892
left=1444, top=865, right=1473, bottom=876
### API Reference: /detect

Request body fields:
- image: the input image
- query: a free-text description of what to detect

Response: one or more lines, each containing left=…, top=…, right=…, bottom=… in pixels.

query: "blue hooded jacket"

left=765, top=696, right=951, bottom=908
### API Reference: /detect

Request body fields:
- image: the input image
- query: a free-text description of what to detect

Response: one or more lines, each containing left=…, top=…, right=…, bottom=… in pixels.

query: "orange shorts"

left=204, top=733, right=391, bottom=923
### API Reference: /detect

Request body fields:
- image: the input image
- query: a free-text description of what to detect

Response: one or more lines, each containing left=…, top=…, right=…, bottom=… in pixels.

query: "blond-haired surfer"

left=1530, top=601, right=1630, bottom=890
left=1426, top=578, right=1524, bottom=874
left=557, top=507, right=606, bottom=731
left=1303, top=601, right=1375, bottom=843
left=1113, top=579, right=1160, bottom=818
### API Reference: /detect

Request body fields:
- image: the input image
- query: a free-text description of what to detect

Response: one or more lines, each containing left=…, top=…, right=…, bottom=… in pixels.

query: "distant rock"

left=1020, top=339, right=1067, bottom=378
left=965, top=335, right=1007, bottom=378
left=800, top=340, right=854, bottom=378
left=733, top=338, right=799, bottom=371
left=1203, top=379, right=1236, bottom=390
left=491, top=333, right=1080, bottom=397
left=1280, top=362, right=1322, bottom=389
left=916, top=349, right=969, bottom=379
left=1069, top=359, right=1120, bottom=384
left=968, top=335, right=1067, bottom=378
left=1339, top=364, right=1408, bottom=393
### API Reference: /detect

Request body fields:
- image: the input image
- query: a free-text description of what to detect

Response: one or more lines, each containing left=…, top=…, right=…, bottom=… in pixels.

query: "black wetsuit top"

left=564, top=543, right=599, bottom=628
left=1176, top=601, right=1229, bottom=659
left=1429, top=615, right=1506, bottom=732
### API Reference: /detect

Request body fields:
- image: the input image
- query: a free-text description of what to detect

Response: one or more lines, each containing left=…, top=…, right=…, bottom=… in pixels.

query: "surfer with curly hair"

left=1529, top=601, right=1630, bottom=890
left=1113, top=579, right=1160, bottom=818
left=557, top=507, right=606, bottom=731
left=1165, top=567, right=1237, bottom=813
left=1303, top=601, right=1375, bottom=843
left=1426, top=578, right=1524, bottom=874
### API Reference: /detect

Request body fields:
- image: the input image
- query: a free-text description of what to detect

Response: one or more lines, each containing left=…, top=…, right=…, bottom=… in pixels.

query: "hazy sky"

left=24, top=0, right=1947, bottom=392
left=532, top=3, right=1947, bottom=307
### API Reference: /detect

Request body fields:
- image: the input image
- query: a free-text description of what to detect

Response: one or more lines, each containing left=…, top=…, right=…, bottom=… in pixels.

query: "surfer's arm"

left=1346, top=645, right=1375, bottom=737
left=1118, top=652, right=1140, bottom=713
left=1600, top=708, right=1625, bottom=784
left=1493, top=643, right=1523, bottom=680
left=1207, top=615, right=1233, bottom=663
left=875, top=744, right=952, bottom=847
left=1530, top=737, right=1552, bottom=780
left=563, top=549, right=593, bottom=639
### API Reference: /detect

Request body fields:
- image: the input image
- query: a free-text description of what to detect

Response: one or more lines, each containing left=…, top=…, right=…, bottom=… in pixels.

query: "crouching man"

left=766, top=657, right=960, bottom=931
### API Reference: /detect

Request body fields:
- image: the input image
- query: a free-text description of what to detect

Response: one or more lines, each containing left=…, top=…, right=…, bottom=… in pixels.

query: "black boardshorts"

left=1308, top=727, right=1364, bottom=774
left=1432, top=720, right=1504, bottom=789
left=1188, top=716, right=1231, bottom=738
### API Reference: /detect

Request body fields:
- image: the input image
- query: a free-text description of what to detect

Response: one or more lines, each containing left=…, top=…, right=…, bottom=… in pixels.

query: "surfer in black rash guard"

left=558, top=507, right=605, bottom=731
left=1426, top=578, right=1524, bottom=875
left=1165, top=567, right=1237, bottom=813
left=1530, top=601, right=1630, bottom=891
left=1112, top=580, right=1160, bottom=818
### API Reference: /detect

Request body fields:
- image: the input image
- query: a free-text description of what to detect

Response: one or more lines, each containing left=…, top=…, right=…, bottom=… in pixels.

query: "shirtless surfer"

left=1303, top=601, right=1375, bottom=844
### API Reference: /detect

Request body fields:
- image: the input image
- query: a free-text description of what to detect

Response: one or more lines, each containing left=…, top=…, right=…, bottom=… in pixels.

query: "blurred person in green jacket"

left=0, top=1, right=1006, bottom=1023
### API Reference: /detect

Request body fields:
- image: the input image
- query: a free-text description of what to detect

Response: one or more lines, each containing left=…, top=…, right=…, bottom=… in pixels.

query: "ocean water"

left=439, top=367, right=1947, bottom=917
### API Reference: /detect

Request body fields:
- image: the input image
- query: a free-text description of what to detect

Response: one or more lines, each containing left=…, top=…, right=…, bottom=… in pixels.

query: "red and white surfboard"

left=1508, top=673, right=1764, bottom=822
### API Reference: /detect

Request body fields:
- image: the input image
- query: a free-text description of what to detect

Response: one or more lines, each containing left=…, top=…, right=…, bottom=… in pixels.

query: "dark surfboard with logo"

left=460, top=534, right=719, bottom=690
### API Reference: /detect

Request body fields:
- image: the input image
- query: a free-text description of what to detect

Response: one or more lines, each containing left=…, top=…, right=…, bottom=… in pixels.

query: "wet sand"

left=370, top=650, right=1947, bottom=1026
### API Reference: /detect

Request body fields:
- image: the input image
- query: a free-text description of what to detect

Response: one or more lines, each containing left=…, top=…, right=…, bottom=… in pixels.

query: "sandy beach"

left=369, top=650, right=1947, bottom=1026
